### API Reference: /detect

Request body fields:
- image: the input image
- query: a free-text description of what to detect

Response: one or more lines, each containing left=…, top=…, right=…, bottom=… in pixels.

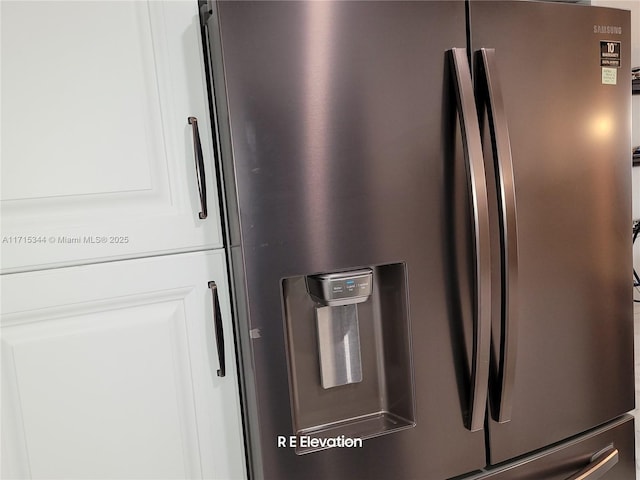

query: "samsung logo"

left=594, top=25, right=622, bottom=35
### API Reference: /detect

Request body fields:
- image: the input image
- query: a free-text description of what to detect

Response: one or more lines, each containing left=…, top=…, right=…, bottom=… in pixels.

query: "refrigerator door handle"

left=476, top=48, right=519, bottom=424
left=565, top=447, right=619, bottom=480
left=208, top=281, right=226, bottom=377
left=448, top=48, right=492, bottom=432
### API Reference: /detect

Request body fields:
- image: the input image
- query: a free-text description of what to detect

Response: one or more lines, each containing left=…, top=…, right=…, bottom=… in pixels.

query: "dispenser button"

left=328, top=276, right=369, bottom=300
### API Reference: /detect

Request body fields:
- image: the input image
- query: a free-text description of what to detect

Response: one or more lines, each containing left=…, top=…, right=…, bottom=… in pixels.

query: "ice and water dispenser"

left=306, top=269, right=372, bottom=389
left=282, top=263, right=416, bottom=454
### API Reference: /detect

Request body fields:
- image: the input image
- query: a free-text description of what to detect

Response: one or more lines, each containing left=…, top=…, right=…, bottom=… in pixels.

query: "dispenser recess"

left=282, top=263, right=416, bottom=454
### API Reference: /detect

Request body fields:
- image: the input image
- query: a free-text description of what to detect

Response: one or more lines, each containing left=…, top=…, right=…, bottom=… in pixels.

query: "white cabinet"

left=1, top=251, right=246, bottom=479
left=1, top=3, right=245, bottom=477
left=1, top=0, right=222, bottom=273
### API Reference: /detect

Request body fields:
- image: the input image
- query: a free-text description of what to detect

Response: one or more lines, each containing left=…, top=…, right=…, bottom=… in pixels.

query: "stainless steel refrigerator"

left=200, top=1, right=635, bottom=478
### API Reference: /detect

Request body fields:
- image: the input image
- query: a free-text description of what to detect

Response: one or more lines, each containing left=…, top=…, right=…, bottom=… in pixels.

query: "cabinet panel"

left=1, top=251, right=246, bottom=480
left=0, top=1, right=222, bottom=273
left=2, top=302, right=198, bottom=479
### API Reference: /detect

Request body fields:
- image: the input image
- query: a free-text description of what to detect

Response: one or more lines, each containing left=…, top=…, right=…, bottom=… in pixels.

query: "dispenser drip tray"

left=296, top=411, right=414, bottom=454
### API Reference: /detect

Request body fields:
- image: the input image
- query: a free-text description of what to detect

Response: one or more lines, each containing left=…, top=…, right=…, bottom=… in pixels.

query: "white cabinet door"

left=1, top=251, right=246, bottom=480
left=1, top=1, right=222, bottom=273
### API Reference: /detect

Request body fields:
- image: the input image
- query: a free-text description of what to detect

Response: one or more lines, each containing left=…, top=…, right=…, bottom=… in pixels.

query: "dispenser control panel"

left=307, top=268, right=373, bottom=306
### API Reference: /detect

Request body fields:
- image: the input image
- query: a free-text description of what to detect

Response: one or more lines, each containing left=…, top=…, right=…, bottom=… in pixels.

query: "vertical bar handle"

left=476, top=48, right=519, bottom=424
left=565, top=447, right=618, bottom=480
left=188, top=117, right=208, bottom=220
left=208, top=281, right=226, bottom=377
left=448, top=48, right=492, bottom=432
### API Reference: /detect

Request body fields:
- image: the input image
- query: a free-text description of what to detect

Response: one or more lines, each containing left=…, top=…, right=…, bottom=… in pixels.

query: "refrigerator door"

left=469, top=415, right=636, bottom=480
left=469, top=1, right=634, bottom=464
left=206, top=1, right=487, bottom=479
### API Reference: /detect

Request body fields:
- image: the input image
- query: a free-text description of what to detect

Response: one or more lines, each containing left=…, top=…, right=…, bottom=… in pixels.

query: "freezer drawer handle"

left=565, top=447, right=618, bottom=480
left=188, top=116, right=208, bottom=220
left=448, top=47, right=492, bottom=433
left=208, top=281, right=226, bottom=377
left=476, top=48, right=519, bottom=424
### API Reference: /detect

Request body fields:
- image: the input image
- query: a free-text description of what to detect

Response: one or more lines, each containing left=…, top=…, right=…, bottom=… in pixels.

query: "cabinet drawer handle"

left=188, top=116, right=208, bottom=220
left=208, top=281, right=226, bottom=377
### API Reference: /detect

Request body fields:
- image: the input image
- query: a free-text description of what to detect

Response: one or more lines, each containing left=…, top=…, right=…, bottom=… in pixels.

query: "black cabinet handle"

left=208, top=281, right=225, bottom=377
left=188, top=117, right=208, bottom=220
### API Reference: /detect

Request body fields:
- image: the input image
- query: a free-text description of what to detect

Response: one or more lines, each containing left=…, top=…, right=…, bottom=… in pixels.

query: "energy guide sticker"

left=601, top=68, right=617, bottom=85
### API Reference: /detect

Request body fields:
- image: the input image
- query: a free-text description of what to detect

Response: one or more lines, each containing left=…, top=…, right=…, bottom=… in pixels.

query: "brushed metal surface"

left=207, top=1, right=484, bottom=479
left=475, top=48, right=519, bottom=424
left=449, top=47, right=492, bottom=433
left=470, top=1, right=634, bottom=465
left=315, top=305, right=363, bottom=389
left=466, top=416, right=635, bottom=480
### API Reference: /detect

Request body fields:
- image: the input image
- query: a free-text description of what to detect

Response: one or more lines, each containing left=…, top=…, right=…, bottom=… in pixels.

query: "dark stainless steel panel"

left=208, top=1, right=485, bottom=478
left=467, top=415, right=635, bottom=480
left=470, top=1, right=634, bottom=464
